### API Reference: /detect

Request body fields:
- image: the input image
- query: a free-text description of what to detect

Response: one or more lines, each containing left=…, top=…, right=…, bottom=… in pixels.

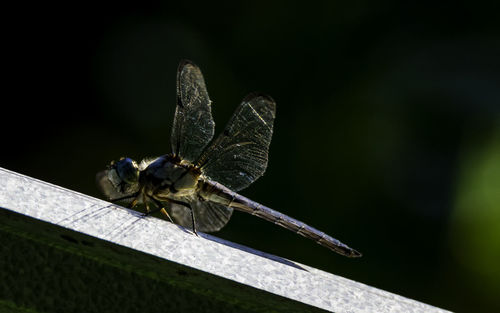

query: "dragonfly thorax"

left=140, top=155, right=200, bottom=198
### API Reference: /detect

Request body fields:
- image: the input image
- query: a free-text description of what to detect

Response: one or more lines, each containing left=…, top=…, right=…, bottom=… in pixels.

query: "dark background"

left=2, top=1, right=499, bottom=312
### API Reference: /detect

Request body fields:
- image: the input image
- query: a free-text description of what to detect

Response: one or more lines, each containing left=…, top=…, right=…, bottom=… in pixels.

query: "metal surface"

left=0, top=167, right=451, bottom=313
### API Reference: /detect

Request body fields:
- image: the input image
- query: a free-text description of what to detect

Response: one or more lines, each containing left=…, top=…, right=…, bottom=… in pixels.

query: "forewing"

left=171, top=60, right=215, bottom=162
left=169, top=200, right=233, bottom=233
left=196, top=93, right=276, bottom=191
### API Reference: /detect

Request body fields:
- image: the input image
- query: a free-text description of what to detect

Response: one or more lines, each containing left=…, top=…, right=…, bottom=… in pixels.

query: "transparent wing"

left=169, top=200, right=233, bottom=233
left=196, top=93, right=276, bottom=191
left=171, top=60, right=215, bottom=163
left=95, top=170, right=137, bottom=205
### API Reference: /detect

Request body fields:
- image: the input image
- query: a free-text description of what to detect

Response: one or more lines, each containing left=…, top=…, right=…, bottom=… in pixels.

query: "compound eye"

left=115, top=157, right=139, bottom=184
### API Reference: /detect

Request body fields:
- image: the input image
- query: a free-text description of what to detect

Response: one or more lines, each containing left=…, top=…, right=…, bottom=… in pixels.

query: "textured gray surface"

left=0, top=167, right=451, bottom=313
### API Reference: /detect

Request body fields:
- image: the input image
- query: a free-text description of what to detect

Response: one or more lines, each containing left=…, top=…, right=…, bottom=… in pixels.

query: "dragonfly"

left=97, top=60, right=361, bottom=258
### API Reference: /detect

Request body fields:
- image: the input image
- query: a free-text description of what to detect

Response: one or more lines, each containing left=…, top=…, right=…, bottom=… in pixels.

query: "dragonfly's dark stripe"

left=201, top=180, right=361, bottom=257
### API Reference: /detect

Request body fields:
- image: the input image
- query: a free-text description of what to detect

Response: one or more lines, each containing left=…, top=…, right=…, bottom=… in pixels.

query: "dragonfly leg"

left=143, top=193, right=150, bottom=213
left=109, top=192, right=140, bottom=204
left=129, top=197, right=139, bottom=209
left=166, top=198, right=197, bottom=236
left=160, top=208, right=173, bottom=223
left=146, top=198, right=175, bottom=224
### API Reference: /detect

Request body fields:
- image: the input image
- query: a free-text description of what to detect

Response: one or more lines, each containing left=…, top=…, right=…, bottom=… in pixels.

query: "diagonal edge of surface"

left=0, top=167, right=451, bottom=313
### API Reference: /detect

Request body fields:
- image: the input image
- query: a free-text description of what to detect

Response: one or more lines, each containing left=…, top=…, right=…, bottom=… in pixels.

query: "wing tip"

left=95, top=170, right=113, bottom=200
left=178, top=59, right=199, bottom=73
left=242, top=92, right=276, bottom=115
left=243, top=92, right=275, bottom=103
left=179, top=58, right=195, bottom=66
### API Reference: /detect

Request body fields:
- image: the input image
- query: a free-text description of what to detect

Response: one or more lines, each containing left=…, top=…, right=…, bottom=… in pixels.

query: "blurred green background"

left=2, top=1, right=499, bottom=312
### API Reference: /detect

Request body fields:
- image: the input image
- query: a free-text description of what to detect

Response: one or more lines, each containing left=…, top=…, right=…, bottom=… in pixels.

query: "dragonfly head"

left=107, top=157, right=140, bottom=189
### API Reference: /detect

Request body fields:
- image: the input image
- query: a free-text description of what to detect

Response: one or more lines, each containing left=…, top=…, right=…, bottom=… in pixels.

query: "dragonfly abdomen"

left=199, top=179, right=362, bottom=257
left=234, top=195, right=362, bottom=257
